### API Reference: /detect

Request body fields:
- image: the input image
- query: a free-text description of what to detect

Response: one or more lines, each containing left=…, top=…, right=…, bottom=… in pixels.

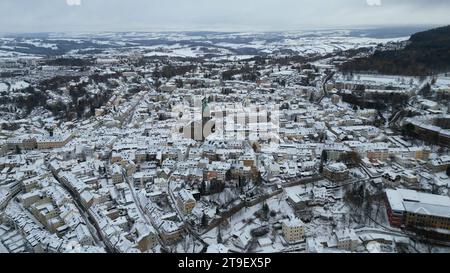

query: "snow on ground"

left=337, top=73, right=422, bottom=87
left=0, top=242, right=8, bottom=253
left=434, top=76, right=450, bottom=89
left=216, top=35, right=408, bottom=57
left=143, top=51, right=180, bottom=57
left=306, top=218, right=334, bottom=239
left=0, top=50, right=28, bottom=57
left=136, top=31, right=411, bottom=61
left=142, top=44, right=254, bottom=60
left=201, top=193, right=298, bottom=253
left=0, top=82, right=9, bottom=92
left=252, top=233, right=287, bottom=253
left=357, top=74, right=421, bottom=85
left=23, top=39, right=58, bottom=50
left=215, top=42, right=248, bottom=49
left=9, top=81, right=30, bottom=91
left=143, top=47, right=202, bottom=58
left=266, top=193, right=295, bottom=215
left=211, top=55, right=255, bottom=61
left=171, top=47, right=201, bottom=57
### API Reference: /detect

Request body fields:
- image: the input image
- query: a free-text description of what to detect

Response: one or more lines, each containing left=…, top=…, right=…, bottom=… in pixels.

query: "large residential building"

left=281, top=216, right=305, bottom=243
left=334, top=229, right=360, bottom=251
left=111, top=164, right=123, bottom=184
left=176, top=189, right=196, bottom=214
left=323, top=162, right=349, bottom=182
left=36, top=134, right=73, bottom=150
left=385, top=189, right=450, bottom=232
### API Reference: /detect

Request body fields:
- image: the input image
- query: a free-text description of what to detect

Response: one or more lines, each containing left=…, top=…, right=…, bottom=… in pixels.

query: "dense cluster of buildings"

left=1, top=34, right=450, bottom=253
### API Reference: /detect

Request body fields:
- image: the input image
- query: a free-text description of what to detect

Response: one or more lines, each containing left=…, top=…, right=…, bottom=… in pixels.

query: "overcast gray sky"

left=0, top=0, right=449, bottom=32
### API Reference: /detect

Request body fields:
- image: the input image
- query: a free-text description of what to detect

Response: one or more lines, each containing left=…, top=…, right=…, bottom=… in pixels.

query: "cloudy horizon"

left=0, top=0, right=449, bottom=33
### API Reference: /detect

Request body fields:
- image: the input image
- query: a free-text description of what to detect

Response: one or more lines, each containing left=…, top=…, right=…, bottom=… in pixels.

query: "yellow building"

left=405, top=212, right=450, bottom=230
left=36, top=134, right=73, bottom=150
left=176, top=189, right=196, bottom=214
left=386, top=189, right=450, bottom=231
left=30, top=202, right=63, bottom=233
left=335, top=229, right=360, bottom=251
left=111, top=152, right=122, bottom=164
left=111, top=164, right=123, bottom=184
left=159, top=221, right=184, bottom=245
left=367, top=149, right=389, bottom=161
left=281, top=216, right=305, bottom=243
left=0, top=142, right=6, bottom=156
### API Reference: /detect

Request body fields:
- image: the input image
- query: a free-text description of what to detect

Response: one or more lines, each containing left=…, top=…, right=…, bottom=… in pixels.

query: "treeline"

left=14, top=87, right=48, bottom=114
left=1, top=39, right=117, bottom=56
left=249, top=55, right=307, bottom=66
left=1, top=73, right=121, bottom=120
left=341, top=25, right=450, bottom=76
left=41, top=75, right=82, bottom=90
left=59, top=73, right=121, bottom=120
left=340, top=91, right=409, bottom=110
left=222, top=64, right=260, bottom=81
left=154, top=64, right=196, bottom=79
left=45, top=58, right=95, bottom=67
left=1, top=76, right=81, bottom=115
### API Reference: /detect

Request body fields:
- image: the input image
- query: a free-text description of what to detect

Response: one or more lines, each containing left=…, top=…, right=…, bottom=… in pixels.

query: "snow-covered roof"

left=386, top=188, right=450, bottom=218
left=282, top=216, right=304, bottom=228
left=326, top=162, right=347, bottom=172
left=206, top=244, right=229, bottom=253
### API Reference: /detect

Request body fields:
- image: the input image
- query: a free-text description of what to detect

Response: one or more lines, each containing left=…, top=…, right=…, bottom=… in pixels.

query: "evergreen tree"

left=217, top=228, right=223, bottom=244
left=200, top=180, right=207, bottom=195
left=262, top=203, right=269, bottom=216
left=201, top=213, right=208, bottom=228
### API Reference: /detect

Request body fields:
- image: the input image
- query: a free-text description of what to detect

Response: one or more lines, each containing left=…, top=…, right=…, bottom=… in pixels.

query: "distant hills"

left=341, top=25, right=450, bottom=76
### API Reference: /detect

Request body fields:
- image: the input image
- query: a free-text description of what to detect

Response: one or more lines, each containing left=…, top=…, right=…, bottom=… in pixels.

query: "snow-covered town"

left=1, top=26, right=450, bottom=254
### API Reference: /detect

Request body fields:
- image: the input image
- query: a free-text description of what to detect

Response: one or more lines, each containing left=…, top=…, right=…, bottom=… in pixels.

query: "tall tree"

left=201, top=213, right=208, bottom=228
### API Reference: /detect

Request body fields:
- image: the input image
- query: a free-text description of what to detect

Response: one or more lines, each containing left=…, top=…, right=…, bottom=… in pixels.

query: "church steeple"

left=202, top=97, right=210, bottom=119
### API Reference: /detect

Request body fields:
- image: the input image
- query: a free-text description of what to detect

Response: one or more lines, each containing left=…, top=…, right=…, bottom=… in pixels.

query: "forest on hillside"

left=341, top=25, right=450, bottom=76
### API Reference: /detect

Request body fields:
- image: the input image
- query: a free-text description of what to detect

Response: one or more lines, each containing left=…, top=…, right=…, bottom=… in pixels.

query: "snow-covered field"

left=434, top=76, right=450, bottom=89
left=0, top=49, right=28, bottom=57
left=23, top=39, right=58, bottom=50
left=211, top=55, right=255, bottom=61
left=0, top=82, right=9, bottom=92
left=8, top=81, right=30, bottom=91
left=138, top=33, right=407, bottom=61
left=0, top=29, right=411, bottom=60
left=336, top=73, right=423, bottom=87
left=144, top=47, right=202, bottom=58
